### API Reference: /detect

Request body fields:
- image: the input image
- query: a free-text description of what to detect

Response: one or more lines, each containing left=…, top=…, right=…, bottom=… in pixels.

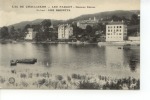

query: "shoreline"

left=98, top=41, right=140, bottom=46
left=0, top=39, right=140, bottom=46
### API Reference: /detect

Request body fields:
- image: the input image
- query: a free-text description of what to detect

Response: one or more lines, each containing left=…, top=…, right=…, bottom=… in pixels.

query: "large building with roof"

left=106, top=21, right=127, bottom=42
left=58, top=24, right=73, bottom=39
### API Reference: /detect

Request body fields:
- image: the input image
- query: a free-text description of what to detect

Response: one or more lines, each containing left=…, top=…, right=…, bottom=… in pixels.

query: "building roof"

left=107, top=21, right=125, bottom=25
left=78, top=20, right=98, bottom=24
left=77, top=17, right=99, bottom=24
left=58, top=24, right=72, bottom=29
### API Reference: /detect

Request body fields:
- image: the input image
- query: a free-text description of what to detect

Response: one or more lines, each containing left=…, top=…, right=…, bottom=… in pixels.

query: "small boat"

left=10, top=60, right=17, bottom=66
left=16, top=58, right=37, bottom=64
left=118, top=47, right=122, bottom=49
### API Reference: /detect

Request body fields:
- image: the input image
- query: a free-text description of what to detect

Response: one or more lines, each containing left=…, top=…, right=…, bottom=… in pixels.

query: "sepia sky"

left=0, top=0, right=140, bottom=27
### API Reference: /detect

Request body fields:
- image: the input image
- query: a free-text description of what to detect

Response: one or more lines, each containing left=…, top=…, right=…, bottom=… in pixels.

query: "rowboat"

left=16, top=58, right=37, bottom=64
left=10, top=58, right=37, bottom=65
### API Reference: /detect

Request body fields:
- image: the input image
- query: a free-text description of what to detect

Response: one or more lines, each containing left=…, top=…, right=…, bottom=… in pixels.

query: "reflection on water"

left=129, top=60, right=137, bottom=72
left=0, top=43, right=140, bottom=78
left=105, top=46, right=139, bottom=72
left=105, top=46, right=124, bottom=68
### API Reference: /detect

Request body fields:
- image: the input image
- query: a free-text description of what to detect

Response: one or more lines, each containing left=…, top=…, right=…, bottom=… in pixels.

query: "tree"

left=41, top=19, right=51, bottom=29
left=17, top=28, right=24, bottom=39
left=24, top=24, right=31, bottom=32
left=32, top=24, right=41, bottom=32
left=41, top=19, right=51, bottom=40
left=130, top=14, right=139, bottom=25
left=72, top=24, right=84, bottom=36
left=10, top=26, right=16, bottom=38
left=10, top=26, right=24, bottom=40
left=111, top=15, right=121, bottom=21
left=86, top=25, right=93, bottom=36
left=92, top=23, right=104, bottom=35
left=0, top=26, right=9, bottom=39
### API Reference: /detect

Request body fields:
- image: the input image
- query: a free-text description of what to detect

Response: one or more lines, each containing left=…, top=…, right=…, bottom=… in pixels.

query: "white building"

left=106, top=21, right=127, bottom=42
left=25, top=28, right=37, bottom=40
left=58, top=24, right=73, bottom=39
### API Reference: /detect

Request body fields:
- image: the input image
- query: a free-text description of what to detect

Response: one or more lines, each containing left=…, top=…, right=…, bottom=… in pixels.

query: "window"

left=120, top=26, right=122, bottom=28
left=119, top=33, right=121, bottom=35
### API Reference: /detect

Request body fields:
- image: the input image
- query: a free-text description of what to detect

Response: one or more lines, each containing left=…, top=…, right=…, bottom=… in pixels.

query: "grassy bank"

left=0, top=69, right=140, bottom=89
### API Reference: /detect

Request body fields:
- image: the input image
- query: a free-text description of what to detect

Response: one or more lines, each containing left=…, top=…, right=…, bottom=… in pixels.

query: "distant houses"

left=58, top=24, right=73, bottom=39
left=77, top=17, right=98, bottom=29
left=23, top=17, right=139, bottom=42
left=106, top=21, right=127, bottom=42
left=25, top=28, right=37, bottom=40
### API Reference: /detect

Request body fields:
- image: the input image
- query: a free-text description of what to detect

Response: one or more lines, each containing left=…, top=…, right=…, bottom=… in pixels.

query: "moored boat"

left=118, top=47, right=122, bottom=49
left=10, top=58, right=37, bottom=65
left=16, top=58, right=37, bottom=64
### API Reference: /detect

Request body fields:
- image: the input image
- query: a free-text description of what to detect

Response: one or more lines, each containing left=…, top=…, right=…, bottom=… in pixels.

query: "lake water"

left=0, top=43, right=140, bottom=78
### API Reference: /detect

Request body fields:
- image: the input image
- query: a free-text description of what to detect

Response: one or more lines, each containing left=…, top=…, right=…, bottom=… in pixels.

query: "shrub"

left=78, top=81, right=100, bottom=89
left=21, top=81, right=28, bottom=87
left=56, top=75, right=63, bottom=81
left=0, top=76, right=5, bottom=84
left=67, top=76, right=71, bottom=81
left=71, top=74, right=85, bottom=80
left=38, top=79, right=46, bottom=85
left=20, top=73, right=27, bottom=78
left=72, top=74, right=78, bottom=79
